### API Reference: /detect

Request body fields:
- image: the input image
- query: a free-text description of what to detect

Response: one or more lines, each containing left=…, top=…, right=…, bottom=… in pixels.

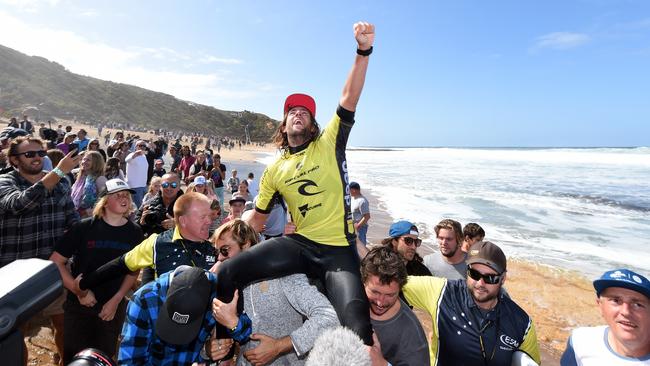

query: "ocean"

left=258, top=146, right=649, bottom=277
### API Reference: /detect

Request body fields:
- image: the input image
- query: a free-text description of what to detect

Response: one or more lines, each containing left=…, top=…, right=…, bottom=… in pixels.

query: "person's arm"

left=98, top=270, right=140, bottom=321
left=518, top=319, right=541, bottom=365
left=356, top=213, right=371, bottom=229
left=78, top=235, right=156, bottom=290
left=339, top=22, right=375, bottom=112
left=560, top=334, right=577, bottom=366
left=245, top=210, right=269, bottom=234
left=243, top=334, right=293, bottom=365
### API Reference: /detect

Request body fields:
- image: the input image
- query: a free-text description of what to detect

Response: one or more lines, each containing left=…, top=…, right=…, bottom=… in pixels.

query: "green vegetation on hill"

left=0, top=44, right=278, bottom=141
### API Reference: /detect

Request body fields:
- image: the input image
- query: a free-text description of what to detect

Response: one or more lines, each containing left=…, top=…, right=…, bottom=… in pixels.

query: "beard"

left=468, top=283, right=500, bottom=306
left=441, top=244, right=459, bottom=258
left=18, top=159, right=43, bottom=175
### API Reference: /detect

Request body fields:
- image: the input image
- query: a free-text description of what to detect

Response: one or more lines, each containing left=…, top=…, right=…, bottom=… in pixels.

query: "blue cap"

left=389, top=220, right=419, bottom=238
left=593, top=269, right=650, bottom=299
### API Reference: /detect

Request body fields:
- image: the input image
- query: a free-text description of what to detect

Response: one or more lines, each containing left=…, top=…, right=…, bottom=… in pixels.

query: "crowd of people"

left=1, top=20, right=649, bottom=366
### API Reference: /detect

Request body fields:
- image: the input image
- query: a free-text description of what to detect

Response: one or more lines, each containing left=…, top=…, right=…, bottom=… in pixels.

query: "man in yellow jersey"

left=214, top=21, right=376, bottom=346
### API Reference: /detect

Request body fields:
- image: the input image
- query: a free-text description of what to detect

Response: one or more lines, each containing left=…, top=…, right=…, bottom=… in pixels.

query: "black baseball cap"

left=156, top=266, right=212, bottom=345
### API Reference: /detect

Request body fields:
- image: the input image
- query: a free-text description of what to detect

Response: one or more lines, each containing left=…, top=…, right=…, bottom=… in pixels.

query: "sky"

left=0, top=0, right=649, bottom=147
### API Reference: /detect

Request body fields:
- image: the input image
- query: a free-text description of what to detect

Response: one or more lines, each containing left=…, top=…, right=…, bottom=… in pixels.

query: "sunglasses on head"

left=218, top=246, right=230, bottom=257
left=401, top=236, right=422, bottom=247
left=467, top=266, right=503, bottom=285
left=161, top=182, right=179, bottom=189
left=13, top=150, right=47, bottom=158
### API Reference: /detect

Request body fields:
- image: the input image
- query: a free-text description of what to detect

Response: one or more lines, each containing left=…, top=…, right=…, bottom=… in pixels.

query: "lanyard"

left=478, top=314, right=499, bottom=365
left=179, top=240, right=198, bottom=267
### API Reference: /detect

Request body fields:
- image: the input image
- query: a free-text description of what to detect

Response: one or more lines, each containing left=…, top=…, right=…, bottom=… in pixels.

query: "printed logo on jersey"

left=289, top=179, right=324, bottom=196
left=298, top=202, right=323, bottom=217
left=499, top=334, right=520, bottom=350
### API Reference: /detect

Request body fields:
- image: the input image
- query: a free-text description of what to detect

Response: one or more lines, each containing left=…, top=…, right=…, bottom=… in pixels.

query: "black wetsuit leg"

left=318, top=243, right=373, bottom=345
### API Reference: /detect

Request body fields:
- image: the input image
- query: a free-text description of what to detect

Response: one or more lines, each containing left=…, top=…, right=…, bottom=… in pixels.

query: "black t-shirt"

left=55, top=217, right=143, bottom=307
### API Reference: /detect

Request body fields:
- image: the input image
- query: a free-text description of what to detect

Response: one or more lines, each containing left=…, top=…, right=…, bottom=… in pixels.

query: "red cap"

left=284, top=93, right=316, bottom=118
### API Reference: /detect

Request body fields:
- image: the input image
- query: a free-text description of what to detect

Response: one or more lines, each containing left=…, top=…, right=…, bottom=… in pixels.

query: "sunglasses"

left=218, top=246, right=230, bottom=257
left=467, top=267, right=503, bottom=285
left=401, top=236, right=422, bottom=247
left=13, top=150, right=47, bottom=158
left=161, top=182, right=179, bottom=189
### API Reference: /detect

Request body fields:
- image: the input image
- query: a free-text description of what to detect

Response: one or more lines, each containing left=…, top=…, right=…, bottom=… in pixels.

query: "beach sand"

left=19, top=124, right=604, bottom=365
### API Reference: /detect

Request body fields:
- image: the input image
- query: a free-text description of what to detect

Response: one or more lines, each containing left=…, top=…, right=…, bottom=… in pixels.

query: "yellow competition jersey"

left=256, top=108, right=356, bottom=246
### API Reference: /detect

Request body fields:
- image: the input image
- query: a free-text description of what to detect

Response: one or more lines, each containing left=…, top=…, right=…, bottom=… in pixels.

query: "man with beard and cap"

left=402, top=241, right=541, bottom=365
left=382, top=220, right=432, bottom=276
left=423, top=218, right=468, bottom=280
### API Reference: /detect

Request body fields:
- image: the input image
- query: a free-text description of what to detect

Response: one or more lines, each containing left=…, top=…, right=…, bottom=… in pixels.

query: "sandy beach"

left=17, top=123, right=604, bottom=365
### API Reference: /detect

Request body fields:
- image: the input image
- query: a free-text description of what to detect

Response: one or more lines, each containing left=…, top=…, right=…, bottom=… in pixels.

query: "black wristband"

left=356, top=46, right=373, bottom=56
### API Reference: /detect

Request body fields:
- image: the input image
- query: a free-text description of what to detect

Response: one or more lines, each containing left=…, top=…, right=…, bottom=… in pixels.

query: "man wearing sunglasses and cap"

left=0, top=136, right=81, bottom=363
left=402, top=241, right=541, bottom=365
left=561, top=268, right=650, bottom=365
left=381, top=220, right=432, bottom=276
left=215, top=21, right=376, bottom=349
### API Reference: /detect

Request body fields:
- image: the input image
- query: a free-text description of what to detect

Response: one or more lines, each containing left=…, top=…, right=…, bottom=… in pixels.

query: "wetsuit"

left=216, top=105, right=373, bottom=345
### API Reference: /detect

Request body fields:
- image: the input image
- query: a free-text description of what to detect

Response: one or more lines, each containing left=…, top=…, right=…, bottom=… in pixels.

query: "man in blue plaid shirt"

left=120, top=266, right=251, bottom=365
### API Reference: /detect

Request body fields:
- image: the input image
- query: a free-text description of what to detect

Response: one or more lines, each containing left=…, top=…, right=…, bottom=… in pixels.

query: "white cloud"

left=0, top=0, right=60, bottom=13
left=197, top=55, right=243, bottom=65
left=532, top=32, right=590, bottom=51
left=0, top=10, right=267, bottom=112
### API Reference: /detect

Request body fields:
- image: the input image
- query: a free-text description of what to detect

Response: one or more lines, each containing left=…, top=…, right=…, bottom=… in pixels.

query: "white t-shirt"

left=562, top=325, right=650, bottom=365
left=125, top=152, right=148, bottom=188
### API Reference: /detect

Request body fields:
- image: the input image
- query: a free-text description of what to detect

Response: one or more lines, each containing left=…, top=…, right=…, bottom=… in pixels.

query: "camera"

left=144, top=200, right=168, bottom=227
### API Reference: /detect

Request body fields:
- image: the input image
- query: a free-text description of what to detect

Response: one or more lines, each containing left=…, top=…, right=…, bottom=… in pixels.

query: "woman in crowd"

left=71, top=151, right=107, bottom=218
left=87, top=138, right=107, bottom=161
left=232, top=179, right=252, bottom=202
left=211, top=219, right=339, bottom=365
left=178, top=145, right=195, bottom=181
left=142, top=176, right=162, bottom=205
left=49, top=178, right=143, bottom=364
left=104, top=157, right=124, bottom=180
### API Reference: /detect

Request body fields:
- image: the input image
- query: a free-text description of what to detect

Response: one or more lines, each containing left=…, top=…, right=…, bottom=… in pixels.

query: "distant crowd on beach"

left=2, top=18, right=649, bottom=366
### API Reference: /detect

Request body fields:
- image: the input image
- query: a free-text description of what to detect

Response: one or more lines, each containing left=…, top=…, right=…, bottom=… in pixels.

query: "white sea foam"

left=347, top=147, right=650, bottom=277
